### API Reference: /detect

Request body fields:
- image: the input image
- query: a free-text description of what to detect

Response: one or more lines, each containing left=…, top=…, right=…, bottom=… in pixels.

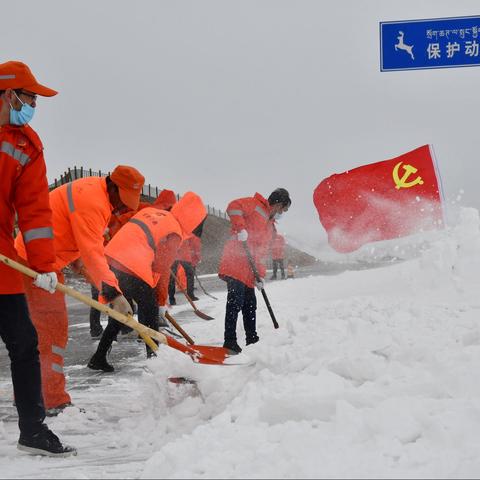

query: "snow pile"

left=139, top=207, right=480, bottom=478
left=2, top=208, right=480, bottom=478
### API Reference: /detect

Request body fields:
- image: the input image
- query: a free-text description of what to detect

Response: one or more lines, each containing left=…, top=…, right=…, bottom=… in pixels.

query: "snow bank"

left=3, top=207, right=480, bottom=478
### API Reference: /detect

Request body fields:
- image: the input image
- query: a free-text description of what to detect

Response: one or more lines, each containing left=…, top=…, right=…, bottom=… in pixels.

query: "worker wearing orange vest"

left=87, top=189, right=177, bottom=338
left=168, top=234, right=202, bottom=304
left=0, top=61, right=75, bottom=456
left=218, top=188, right=291, bottom=353
left=88, top=191, right=206, bottom=372
left=88, top=197, right=156, bottom=338
left=15, top=166, right=145, bottom=413
left=270, top=231, right=286, bottom=280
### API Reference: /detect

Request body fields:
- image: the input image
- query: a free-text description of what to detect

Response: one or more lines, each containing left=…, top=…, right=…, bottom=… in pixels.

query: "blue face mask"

left=10, top=92, right=35, bottom=125
left=274, top=212, right=283, bottom=221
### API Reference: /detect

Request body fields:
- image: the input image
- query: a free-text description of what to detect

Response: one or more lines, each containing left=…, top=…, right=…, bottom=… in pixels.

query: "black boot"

left=246, top=334, right=260, bottom=346
left=90, top=321, right=103, bottom=338
left=88, top=334, right=115, bottom=372
left=169, top=297, right=176, bottom=306
left=18, top=424, right=77, bottom=457
left=88, top=353, right=114, bottom=372
left=223, top=339, right=242, bottom=354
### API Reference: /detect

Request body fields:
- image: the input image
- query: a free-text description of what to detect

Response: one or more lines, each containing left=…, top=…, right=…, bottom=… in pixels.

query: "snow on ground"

left=3, top=208, right=480, bottom=478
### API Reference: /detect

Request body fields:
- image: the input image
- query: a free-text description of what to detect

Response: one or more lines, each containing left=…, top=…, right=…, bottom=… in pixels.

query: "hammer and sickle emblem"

left=392, top=162, right=424, bottom=190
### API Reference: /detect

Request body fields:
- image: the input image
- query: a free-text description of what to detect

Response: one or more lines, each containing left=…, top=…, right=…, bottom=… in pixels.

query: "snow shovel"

left=193, top=271, right=218, bottom=300
left=164, top=311, right=195, bottom=345
left=170, top=268, right=214, bottom=320
left=0, top=254, right=230, bottom=365
left=242, top=242, right=279, bottom=329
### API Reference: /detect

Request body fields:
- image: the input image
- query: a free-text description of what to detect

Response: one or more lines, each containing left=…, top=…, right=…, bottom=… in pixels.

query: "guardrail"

left=49, top=166, right=228, bottom=220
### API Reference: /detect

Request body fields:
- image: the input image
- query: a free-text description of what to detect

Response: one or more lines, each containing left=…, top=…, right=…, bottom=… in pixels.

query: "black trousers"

left=224, top=277, right=257, bottom=343
left=89, top=284, right=101, bottom=326
left=272, top=259, right=285, bottom=279
left=0, top=294, right=45, bottom=435
left=96, top=267, right=159, bottom=355
left=169, top=260, right=195, bottom=298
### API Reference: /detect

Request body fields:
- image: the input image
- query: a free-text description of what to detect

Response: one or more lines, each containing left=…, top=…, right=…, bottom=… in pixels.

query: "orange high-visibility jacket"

left=16, top=176, right=119, bottom=292
left=271, top=233, right=286, bottom=260
left=218, top=193, right=274, bottom=288
left=106, top=201, right=151, bottom=241
left=105, top=192, right=206, bottom=304
left=0, top=124, right=55, bottom=294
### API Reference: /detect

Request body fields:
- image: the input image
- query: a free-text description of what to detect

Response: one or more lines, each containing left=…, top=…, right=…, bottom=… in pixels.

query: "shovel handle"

left=0, top=253, right=161, bottom=352
left=164, top=311, right=195, bottom=345
left=0, top=253, right=230, bottom=364
left=170, top=268, right=196, bottom=308
left=241, top=242, right=279, bottom=329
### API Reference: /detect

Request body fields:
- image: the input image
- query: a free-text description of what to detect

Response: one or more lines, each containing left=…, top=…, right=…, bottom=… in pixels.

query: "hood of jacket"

left=170, top=191, right=207, bottom=238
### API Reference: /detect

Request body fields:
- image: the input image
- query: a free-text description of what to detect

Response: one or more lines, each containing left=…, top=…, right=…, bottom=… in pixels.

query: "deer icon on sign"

left=395, top=31, right=414, bottom=60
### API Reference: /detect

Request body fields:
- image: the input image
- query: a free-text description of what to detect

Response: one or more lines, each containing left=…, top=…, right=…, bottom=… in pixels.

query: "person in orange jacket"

left=168, top=234, right=202, bottom=304
left=219, top=188, right=291, bottom=353
left=270, top=231, right=286, bottom=280
left=15, top=165, right=145, bottom=413
left=87, top=191, right=206, bottom=372
left=87, top=188, right=178, bottom=337
left=88, top=198, right=154, bottom=338
left=0, top=61, right=75, bottom=456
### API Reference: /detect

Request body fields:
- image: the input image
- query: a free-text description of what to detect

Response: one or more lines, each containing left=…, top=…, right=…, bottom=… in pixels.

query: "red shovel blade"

left=193, top=309, right=214, bottom=321
left=165, top=336, right=230, bottom=365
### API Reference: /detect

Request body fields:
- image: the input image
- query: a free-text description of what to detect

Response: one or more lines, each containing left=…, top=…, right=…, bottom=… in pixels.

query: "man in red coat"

left=0, top=61, right=75, bottom=456
left=219, top=188, right=291, bottom=353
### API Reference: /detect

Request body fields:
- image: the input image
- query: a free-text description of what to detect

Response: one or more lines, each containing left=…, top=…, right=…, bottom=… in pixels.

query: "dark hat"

left=268, top=188, right=291, bottom=207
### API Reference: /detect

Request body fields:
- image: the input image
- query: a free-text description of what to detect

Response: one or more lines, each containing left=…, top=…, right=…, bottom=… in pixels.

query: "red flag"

left=313, top=145, right=444, bottom=253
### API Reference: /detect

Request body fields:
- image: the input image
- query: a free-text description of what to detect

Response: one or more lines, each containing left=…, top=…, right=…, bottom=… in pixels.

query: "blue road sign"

left=380, top=15, right=480, bottom=71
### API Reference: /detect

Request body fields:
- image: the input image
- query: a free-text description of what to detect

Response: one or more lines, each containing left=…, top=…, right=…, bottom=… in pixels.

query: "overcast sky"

left=3, top=0, right=480, bottom=252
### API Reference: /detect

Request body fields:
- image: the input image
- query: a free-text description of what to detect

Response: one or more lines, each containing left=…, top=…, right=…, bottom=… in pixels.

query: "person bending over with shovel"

left=15, top=165, right=145, bottom=415
left=218, top=188, right=291, bottom=354
left=88, top=191, right=206, bottom=372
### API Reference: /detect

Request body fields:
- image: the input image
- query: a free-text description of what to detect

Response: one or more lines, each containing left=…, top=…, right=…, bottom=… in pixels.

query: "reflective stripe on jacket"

left=1, top=124, right=55, bottom=294
left=106, top=192, right=206, bottom=298
left=16, top=176, right=119, bottom=291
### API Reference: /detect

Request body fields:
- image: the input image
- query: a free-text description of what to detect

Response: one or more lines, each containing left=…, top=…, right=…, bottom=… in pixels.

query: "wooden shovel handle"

left=0, top=253, right=162, bottom=352
left=164, top=311, right=195, bottom=345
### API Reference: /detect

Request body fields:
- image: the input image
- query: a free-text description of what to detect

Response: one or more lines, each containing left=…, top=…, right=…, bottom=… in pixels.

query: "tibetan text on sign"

left=380, top=15, right=480, bottom=71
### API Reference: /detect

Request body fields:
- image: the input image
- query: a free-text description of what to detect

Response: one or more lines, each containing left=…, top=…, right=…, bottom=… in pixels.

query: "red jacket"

left=176, top=235, right=202, bottom=266
left=0, top=125, right=55, bottom=294
left=271, top=233, right=286, bottom=260
left=218, top=193, right=274, bottom=288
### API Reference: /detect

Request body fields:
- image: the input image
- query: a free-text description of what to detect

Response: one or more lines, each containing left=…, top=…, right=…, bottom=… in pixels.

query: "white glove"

left=159, top=306, right=168, bottom=317
left=255, top=279, right=264, bottom=291
left=33, top=272, right=58, bottom=294
left=111, top=295, right=133, bottom=316
left=237, top=229, right=248, bottom=242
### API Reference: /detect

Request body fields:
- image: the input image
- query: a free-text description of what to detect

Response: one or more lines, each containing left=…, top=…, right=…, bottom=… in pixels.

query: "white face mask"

left=274, top=212, right=283, bottom=221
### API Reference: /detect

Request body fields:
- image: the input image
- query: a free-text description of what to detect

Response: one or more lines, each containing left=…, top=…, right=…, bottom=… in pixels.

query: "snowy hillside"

left=2, top=208, right=480, bottom=478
